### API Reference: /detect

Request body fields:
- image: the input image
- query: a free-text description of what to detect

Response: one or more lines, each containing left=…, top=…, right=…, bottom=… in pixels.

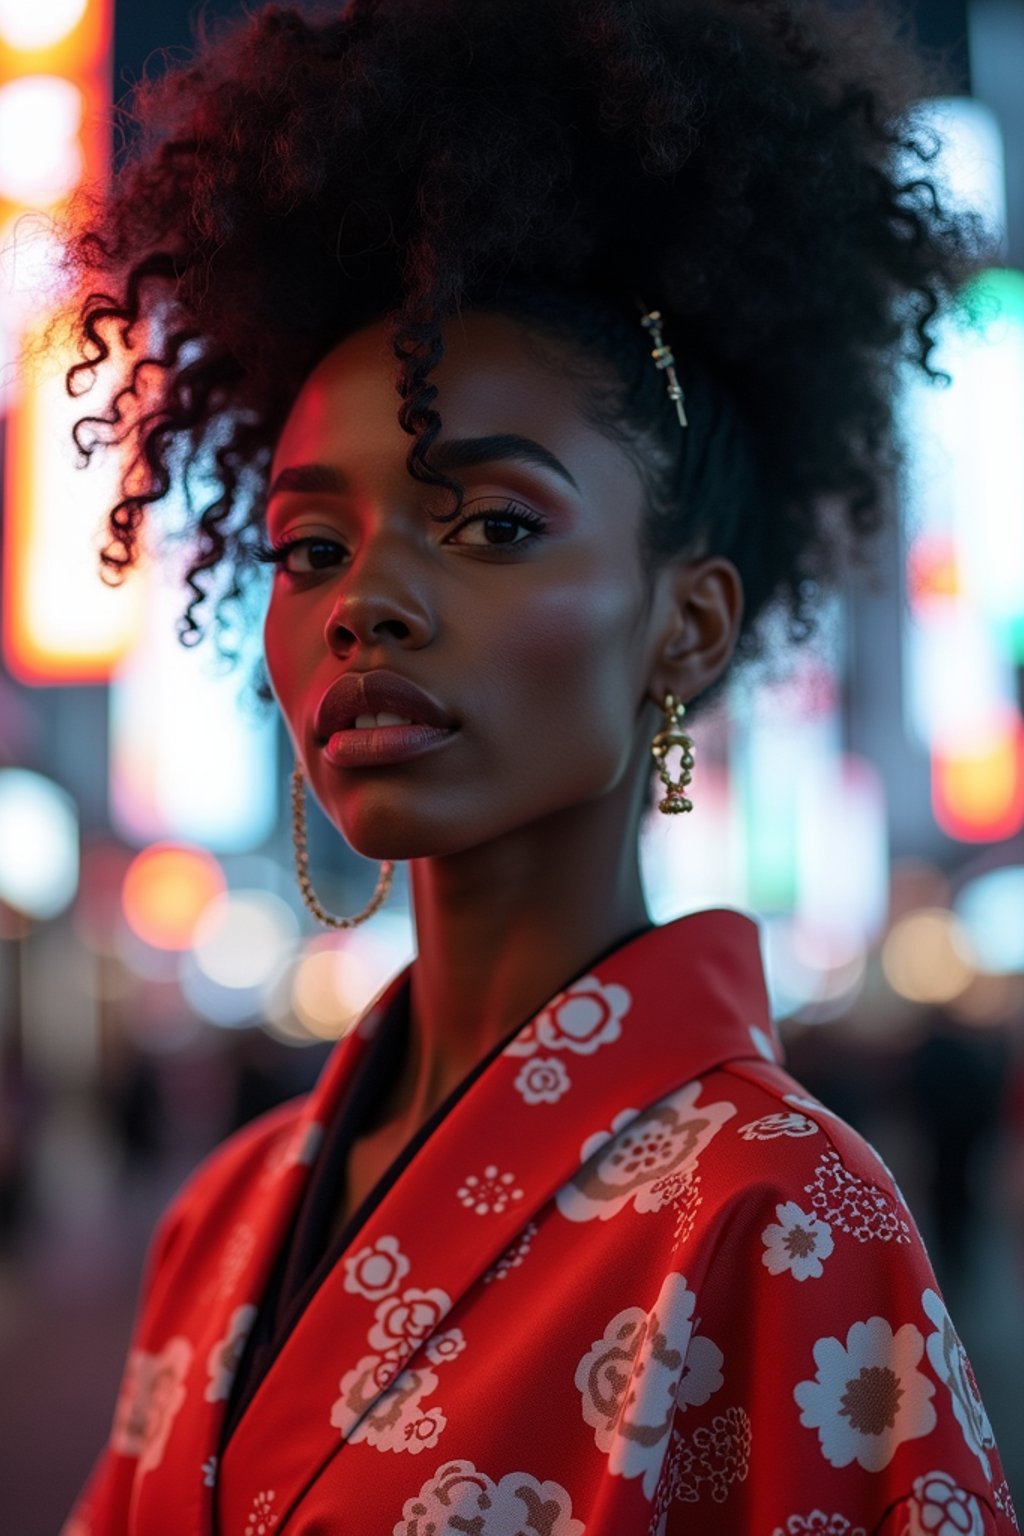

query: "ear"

left=646, top=556, right=745, bottom=709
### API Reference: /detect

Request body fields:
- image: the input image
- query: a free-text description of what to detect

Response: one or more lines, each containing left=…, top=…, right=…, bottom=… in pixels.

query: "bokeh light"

left=880, top=906, right=977, bottom=1004
left=0, top=766, right=78, bottom=919
left=290, top=942, right=363, bottom=1041
left=121, top=843, right=225, bottom=951
left=0, top=77, right=83, bottom=204
left=266, top=917, right=415, bottom=1043
left=191, top=889, right=299, bottom=990
left=761, top=914, right=867, bottom=1023
left=0, top=0, right=89, bottom=51
left=954, top=865, right=1024, bottom=973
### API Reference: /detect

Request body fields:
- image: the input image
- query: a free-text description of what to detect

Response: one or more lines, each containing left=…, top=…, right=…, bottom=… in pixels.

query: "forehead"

left=271, top=308, right=644, bottom=508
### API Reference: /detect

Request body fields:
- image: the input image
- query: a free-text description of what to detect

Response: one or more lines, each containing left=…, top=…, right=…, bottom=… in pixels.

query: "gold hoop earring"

left=650, top=693, right=695, bottom=814
left=290, top=761, right=395, bottom=928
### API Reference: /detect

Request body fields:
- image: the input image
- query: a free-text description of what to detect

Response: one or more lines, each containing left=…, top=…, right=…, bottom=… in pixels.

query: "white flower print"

left=576, top=1272, right=723, bottom=1499
left=739, top=1112, right=819, bottom=1141
left=770, top=1514, right=865, bottom=1536
left=424, top=1328, right=466, bottom=1367
left=761, top=1202, right=834, bottom=1281
left=201, top=1455, right=218, bottom=1488
left=650, top=1405, right=752, bottom=1527
left=401, top=1406, right=448, bottom=1455
left=245, top=1489, right=279, bottom=1535
left=369, top=1287, right=453, bottom=1355
left=557, top=1082, right=735, bottom=1224
left=794, top=1315, right=937, bottom=1472
left=804, top=1149, right=911, bottom=1244
left=483, top=1220, right=538, bottom=1284
left=906, top=1470, right=985, bottom=1536
left=343, top=1235, right=412, bottom=1301
left=205, top=1303, right=258, bottom=1401
left=922, top=1289, right=996, bottom=1479
left=456, top=1165, right=524, bottom=1215
left=514, top=1055, right=571, bottom=1105
left=671, top=1170, right=703, bottom=1249
left=393, top=1458, right=585, bottom=1536
left=110, top=1337, right=193, bottom=1475
left=749, top=1023, right=777, bottom=1061
left=505, top=975, right=631, bottom=1058
left=332, top=1356, right=442, bottom=1454
left=994, top=1480, right=1021, bottom=1531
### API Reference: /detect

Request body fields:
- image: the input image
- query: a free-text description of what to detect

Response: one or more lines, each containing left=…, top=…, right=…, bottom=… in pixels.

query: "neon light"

left=2, top=327, right=145, bottom=681
left=795, top=753, right=889, bottom=961
left=109, top=573, right=277, bottom=852
left=640, top=760, right=745, bottom=920
left=932, top=710, right=1024, bottom=842
left=1, top=0, right=124, bottom=682
left=0, top=77, right=83, bottom=204
left=899, top=271, right=1024, bottom=770
left=0, top=0, right=89, bottom=52
left=897, top=104, right=1022, bottom=812
left=906, top=532, right=961, bottom=613
left=0, top=767, right=78, bottom=918
left=909, top=97, right=1007, bottom=251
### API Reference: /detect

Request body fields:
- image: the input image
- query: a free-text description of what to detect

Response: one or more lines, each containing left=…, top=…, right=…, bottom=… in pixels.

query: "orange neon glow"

left=0, top=0, right=134, bottom=684
left=906, top=532, right=962, bottom=614
left=931, top=711, right=1024, bottom=843
left=0, top=0, right=108, bottom=77
left=2, top=320, right=145, bottom=683
left=121, top=844, right=227, bottom=951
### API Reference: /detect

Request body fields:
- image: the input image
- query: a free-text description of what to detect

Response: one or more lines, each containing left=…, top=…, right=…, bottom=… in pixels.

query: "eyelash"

left=253, top=500, right=549, bottom=575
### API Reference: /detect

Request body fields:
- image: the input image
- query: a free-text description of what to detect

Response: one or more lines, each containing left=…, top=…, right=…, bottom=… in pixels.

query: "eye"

left=443, top=501, right=548, bottom=550
left=254, top=536, right=345, bottom=575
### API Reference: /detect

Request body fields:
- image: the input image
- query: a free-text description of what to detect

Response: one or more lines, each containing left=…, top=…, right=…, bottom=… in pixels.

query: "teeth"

left=352, top=712, right=415, bottom=729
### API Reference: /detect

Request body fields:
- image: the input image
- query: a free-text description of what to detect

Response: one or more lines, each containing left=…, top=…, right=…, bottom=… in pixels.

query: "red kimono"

left=64, top=908, right=1019, bottom=1535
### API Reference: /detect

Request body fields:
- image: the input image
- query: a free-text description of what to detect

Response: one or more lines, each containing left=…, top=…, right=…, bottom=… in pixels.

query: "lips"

left=314, top=669, right=456, bottom=741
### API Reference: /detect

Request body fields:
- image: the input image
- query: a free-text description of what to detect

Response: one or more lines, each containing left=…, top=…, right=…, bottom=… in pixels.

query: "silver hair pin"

left=637, top=300, right=688, bottom=428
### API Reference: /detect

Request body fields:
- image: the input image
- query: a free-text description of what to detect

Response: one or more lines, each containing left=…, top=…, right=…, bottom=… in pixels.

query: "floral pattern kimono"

left=64, top=907, right=1019, bottom=1536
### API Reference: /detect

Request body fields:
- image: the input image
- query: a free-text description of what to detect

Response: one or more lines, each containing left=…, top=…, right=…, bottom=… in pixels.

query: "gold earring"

left=650, top=693, right=695, bottom=814
left=290, top=761, right=395, bottom=928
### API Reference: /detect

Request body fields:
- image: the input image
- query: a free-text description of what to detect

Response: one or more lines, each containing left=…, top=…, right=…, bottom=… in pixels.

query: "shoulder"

left=694, top=1055, right=914, bottom=1232
left=143, top=1095, right=314, bottom=1280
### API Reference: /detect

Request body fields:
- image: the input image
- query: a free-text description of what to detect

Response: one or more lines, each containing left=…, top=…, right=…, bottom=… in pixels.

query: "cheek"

left=475, top=569, right=643, bottom=759
left=262, top=591, right=315, bottom=732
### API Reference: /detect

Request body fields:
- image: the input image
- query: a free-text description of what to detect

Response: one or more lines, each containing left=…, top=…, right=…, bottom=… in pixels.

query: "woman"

left=60, top=0, right=1017, bottom=1530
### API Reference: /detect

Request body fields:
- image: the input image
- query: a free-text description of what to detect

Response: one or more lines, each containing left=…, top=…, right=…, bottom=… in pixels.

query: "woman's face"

left=263, top=309, right=699, bottom=862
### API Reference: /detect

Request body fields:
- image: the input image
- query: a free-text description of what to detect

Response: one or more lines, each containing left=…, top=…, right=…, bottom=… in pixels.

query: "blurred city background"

left=1, top=0, right=1023, bottom=1530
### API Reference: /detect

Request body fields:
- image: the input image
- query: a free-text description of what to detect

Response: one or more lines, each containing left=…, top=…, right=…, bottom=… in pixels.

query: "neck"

left=391, top=766, right=653, bottom=1135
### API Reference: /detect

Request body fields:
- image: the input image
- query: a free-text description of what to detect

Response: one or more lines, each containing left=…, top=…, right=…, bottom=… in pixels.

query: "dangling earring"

left=290, top=761, right=395, bottom=928
left=650, top=693, right=695, bottom=814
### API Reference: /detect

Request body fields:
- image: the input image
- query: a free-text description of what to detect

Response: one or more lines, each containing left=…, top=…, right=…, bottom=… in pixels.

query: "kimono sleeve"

left=59, top=1096, right=306, bottom=1536
left=655, top=1104, right=1019, bottom=1536
left=59, top=1191, right=191, bottom=1536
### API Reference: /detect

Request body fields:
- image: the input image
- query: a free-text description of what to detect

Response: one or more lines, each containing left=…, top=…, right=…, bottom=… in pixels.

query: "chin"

left=327, top=798, right=487, bottom=864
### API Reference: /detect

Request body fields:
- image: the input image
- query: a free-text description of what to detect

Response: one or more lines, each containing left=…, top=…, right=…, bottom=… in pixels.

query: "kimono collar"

left=315, top=903, right=780, bottom=1130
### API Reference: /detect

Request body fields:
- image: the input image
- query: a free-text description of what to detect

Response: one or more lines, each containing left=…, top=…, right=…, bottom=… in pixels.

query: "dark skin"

left=263, top=309, right=744, bottom=1224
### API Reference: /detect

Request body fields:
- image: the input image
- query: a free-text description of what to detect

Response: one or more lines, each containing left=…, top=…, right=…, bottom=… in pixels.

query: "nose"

left=322, top=544, right=435, bottom=656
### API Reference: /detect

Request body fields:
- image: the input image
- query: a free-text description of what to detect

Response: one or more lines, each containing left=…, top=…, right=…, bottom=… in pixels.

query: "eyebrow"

left=267, top=433, right=581, bottom=502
